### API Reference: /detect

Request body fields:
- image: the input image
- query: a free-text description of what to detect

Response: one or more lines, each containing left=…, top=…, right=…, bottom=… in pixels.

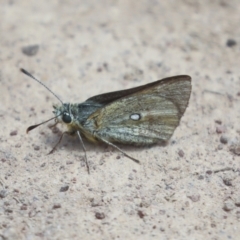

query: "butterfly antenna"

left=26, top=114, right=61, bottom=133
left=20, top=68, right=64, bottom=105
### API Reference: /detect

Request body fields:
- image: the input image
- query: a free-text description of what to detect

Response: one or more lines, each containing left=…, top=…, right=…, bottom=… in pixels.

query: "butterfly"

left=21, top=68, right=191, bottom=173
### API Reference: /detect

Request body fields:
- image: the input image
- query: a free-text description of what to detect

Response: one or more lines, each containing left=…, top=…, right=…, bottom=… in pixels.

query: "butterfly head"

left=53, top=103, right=73, bottom=125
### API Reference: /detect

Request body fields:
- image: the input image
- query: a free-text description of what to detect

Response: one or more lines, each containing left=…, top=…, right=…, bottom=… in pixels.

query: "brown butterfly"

left=21, top=69, right=191, bottom=173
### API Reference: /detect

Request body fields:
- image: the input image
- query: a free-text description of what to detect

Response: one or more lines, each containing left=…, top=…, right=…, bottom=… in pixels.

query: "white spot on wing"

left=130, top=113, right=141, bottom=121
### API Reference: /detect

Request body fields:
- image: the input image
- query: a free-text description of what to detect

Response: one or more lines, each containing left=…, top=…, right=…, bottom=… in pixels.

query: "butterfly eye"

left=62, top=112, right=72, bottom=123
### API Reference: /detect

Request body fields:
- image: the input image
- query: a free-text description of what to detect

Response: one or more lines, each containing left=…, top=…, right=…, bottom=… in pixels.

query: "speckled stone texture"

left=1, top=1, right=240, bottom=239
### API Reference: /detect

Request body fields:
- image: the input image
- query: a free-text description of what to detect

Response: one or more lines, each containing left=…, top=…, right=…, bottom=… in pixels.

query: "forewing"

left=85, top=76, right=191, bottom=144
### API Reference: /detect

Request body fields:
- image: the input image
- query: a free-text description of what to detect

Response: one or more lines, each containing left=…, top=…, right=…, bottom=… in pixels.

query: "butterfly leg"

left=98, top=137, right=140, bottom=164
left=49, top=121, right=58, bottom=129
left=48, top=131, right=69, bottom=155
left=48, top=131, right=90, bottom=174
left=77, top=131, right=90, bottom=174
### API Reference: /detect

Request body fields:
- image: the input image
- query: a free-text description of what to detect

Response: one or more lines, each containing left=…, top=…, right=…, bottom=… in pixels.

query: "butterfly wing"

left=84, top=76, right=191, bottom=145
left=85, top=76, right=189, bottom=104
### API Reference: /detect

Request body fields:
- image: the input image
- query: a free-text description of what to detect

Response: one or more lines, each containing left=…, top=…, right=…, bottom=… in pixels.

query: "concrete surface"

left=1, top=0, right=240, bottom=239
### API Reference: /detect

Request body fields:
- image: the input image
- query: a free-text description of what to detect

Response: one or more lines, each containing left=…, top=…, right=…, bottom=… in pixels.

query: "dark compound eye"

left=62, top=112, right=72, bottom=123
